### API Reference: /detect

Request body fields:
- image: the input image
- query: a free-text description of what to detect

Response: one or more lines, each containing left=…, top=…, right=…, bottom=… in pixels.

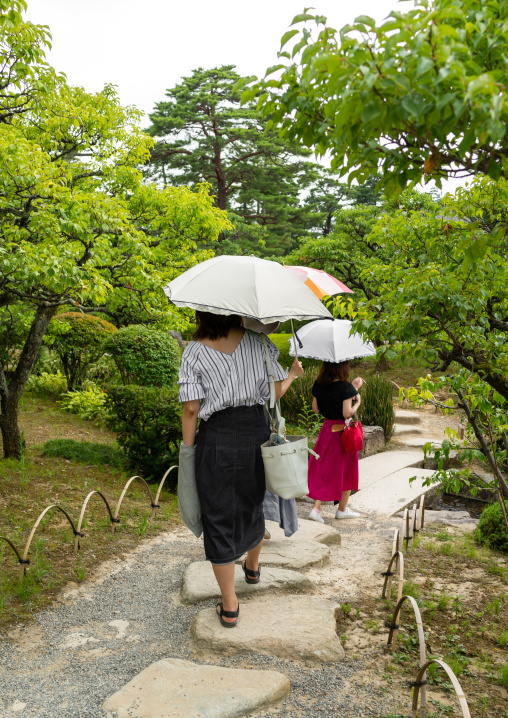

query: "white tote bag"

left=260, top=337, right=318, bottom=499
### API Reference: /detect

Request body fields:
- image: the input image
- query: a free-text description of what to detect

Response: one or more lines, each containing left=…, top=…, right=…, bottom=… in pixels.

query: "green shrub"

left=25, top=371, right=67, bottom=397
left=59, top=384, right=111, bottom=423
left=281, top=365, right=320, bottom=425
left=49, top=313, right=117, bottom=390
left=42, top=439, right=126, bottom=468
left=105, top=384, right=181, bottom=481
left=103, top=325, right=180, bottom=387
left=474, top=501, right=508, bottom=553
left=359, top=374, right=395, bottom=439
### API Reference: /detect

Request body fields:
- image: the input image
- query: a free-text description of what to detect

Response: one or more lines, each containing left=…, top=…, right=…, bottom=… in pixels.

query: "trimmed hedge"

left=103, top=325, right=180, bottom=388
left=105, top=384, right=181, bottom=482
left=474, top=501, right=508, bottom=553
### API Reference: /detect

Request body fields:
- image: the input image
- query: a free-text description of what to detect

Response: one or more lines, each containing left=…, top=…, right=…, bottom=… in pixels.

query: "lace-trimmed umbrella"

left=288, top=319, right=376, bottom=363
left=164, top=255, right=333, bottom=323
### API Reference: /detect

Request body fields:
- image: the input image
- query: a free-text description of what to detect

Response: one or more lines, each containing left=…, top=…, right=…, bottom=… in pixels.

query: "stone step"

left=265, top=518, right=341, bottom=546
left=394, top=409, right=421, bottom=425
left=102, top=657, right=289, bottom=718
left=358, top=450, right=424, bottom=489
left=181, top=561, right=313, bottom=605
left=399, top=437, right=443, bottom=449
left=348, top=467, right=439, bottom=517
left=254, top=539, right=330, bottom=569
left=393, top=424, right=424, bottom=436
left=191, top=595, right=344, bottom=663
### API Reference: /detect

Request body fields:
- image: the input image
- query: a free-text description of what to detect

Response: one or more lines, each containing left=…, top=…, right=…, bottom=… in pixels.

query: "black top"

left=311, top=380, right=358, bottom=420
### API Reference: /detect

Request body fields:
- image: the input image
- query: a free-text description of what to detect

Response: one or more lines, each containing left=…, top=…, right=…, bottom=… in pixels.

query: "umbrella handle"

left=290, top=319, right=300, bottom=361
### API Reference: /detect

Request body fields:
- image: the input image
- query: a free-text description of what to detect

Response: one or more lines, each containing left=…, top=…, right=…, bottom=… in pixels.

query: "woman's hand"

left=352, top=376, right=363, bottom=389
left=289, top=357, right=304, bottom=379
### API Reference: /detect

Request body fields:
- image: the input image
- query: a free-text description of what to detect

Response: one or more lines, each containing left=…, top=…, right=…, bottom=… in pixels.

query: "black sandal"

left=216, top=602, right=239, bottom=628
left=242, top=559, right=261, bottom=585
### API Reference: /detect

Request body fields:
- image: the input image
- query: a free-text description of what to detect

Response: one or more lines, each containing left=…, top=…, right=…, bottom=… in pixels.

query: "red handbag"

left=341, top=420, right=364, bottom=453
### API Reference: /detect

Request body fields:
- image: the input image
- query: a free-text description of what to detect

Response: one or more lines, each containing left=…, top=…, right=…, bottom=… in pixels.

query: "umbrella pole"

left=290, top=319, right=298, bottom=361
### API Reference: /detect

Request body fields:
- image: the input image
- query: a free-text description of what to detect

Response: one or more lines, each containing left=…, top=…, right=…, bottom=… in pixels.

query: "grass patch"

left=42, top=438, right=126, bottom=468
left=0, top=393, right=181, bottom=632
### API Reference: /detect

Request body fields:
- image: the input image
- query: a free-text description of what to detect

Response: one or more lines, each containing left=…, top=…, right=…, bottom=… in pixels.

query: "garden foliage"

left=49, top=313, right=117, bottom=390
left=25, top=371, right=67, bottom=397
left=103, top=325, right=180, bottom=388
left=59, top=384, right=110, bottom=424
left=359, top=375, right=395, bottom=440
left=104, top=385, right=181, bottom=481
left=474, top=502, right=508, bottom=554
left=42, top=439, right=126, bottom=469
left=243, top=1, right=508, bottom=199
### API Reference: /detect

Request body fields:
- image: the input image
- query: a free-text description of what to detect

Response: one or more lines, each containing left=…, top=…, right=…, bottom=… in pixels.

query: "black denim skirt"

left=195, top=404, right=269, bottom=565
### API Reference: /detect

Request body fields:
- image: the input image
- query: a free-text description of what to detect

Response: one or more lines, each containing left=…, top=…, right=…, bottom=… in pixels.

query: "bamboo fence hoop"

left=418, top=494, right=426, bottom=530
left=381, top=550, right=405, bottom=604
left=74, top=491, right=117, bottom=554
left=387, top=595, right=428, bottom=710
left=386, top=530, right=400, bottom=598
left=403, top=508, right=410, bottom=551
left=20, top=505, right=81, bottom=579
left=153, top=465, right=178, bottom=518
left=411, top=659, right=471, bottom=718
left=0, top=535, right=26, bottom=568
left=112, top=475, right=157, bottom=533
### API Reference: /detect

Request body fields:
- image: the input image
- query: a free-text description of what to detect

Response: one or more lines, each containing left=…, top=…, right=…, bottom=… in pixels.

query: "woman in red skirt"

left=307, top=360, right=363, bottom=523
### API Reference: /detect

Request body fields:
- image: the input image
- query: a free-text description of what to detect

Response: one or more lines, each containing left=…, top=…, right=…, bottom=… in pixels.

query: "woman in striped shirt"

left=179, top=311, right=303, bottom=627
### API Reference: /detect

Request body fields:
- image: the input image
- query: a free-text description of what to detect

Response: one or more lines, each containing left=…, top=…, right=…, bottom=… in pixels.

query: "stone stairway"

left=392, top=409, right=444, bottom=449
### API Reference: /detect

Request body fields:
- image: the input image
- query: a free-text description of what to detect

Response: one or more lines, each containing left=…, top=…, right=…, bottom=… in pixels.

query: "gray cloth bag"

left=177, top=441, right=203, bottom=538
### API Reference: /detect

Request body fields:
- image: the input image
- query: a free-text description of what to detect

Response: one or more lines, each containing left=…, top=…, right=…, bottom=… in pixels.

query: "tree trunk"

left=323, top=212, right=332, bottom=237
left=0, top=304, right=57, bottom=459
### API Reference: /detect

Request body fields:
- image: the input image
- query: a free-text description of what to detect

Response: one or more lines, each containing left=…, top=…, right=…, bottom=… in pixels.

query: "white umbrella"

left=288, top=319, right=376, bottom=363
left=164, top=255, right=333, bottom=322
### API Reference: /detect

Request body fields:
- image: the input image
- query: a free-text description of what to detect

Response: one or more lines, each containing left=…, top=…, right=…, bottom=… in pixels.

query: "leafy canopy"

left=241, top=1, right=508, bottom=195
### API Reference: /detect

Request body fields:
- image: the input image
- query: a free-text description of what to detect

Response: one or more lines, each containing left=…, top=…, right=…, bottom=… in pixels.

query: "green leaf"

left=291, top=13, right=314, bottom=25
left=280, top=29, right=299, bottom=49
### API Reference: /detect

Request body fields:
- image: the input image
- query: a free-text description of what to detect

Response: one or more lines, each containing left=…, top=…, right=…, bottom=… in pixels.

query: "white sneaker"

left=335, top=506, right=362, bottom=519
left=308, top=508, right=325, bottom=524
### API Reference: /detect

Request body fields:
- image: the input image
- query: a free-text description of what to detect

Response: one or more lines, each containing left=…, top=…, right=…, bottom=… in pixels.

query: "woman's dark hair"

left=193, top=311, right=243, bottom=340
left=316, top=360, right=351, bottom=386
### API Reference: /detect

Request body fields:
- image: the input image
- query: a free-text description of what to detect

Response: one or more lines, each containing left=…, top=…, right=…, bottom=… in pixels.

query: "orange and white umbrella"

left=285, top=266, right=352, bottom=300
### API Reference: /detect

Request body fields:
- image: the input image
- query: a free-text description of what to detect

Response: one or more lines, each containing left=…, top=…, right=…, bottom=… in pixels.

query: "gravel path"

left=0, top=505, right=403, bottom=718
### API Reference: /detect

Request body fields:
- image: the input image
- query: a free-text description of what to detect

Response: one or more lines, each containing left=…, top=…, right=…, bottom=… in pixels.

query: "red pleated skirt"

left=307, top=419, right=359, bottom=501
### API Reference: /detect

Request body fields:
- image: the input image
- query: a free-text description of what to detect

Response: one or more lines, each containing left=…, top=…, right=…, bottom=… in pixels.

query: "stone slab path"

left=0, top=507, right=401, bottom=718
left=191, top=595, right=345, bottom=664
left=348, top=466, right=439, bottom=517
left=180, top=562, right=314, bottom=605
left=102, top=657, right=290, bottom=718
left=247, top=539, right=330, bottom=569
left=265, top=518, right=342, bottom=545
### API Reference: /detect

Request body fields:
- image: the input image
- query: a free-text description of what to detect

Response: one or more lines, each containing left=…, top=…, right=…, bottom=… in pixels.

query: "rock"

left=265, top=518, right=341, bottom=546
left=180, top=561, right=314, bottom=604
left=424, top=450, right=462, bottom=470
left=394, top=410, right=421, bottom=425
left=393, top=509, right=479, bottom=526
left=359, top=425, right=385, bottom=459
left=256, top=539, right=330, bottom=569
left=191, top=595, right=344, bottom=663
left=393, top=424, right=424, bottom=436
left=102, top=657, right=289, bottom=718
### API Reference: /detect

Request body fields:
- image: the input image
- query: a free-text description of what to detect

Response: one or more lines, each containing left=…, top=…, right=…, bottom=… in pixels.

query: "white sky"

left=26, top=0, right=462, bottom=194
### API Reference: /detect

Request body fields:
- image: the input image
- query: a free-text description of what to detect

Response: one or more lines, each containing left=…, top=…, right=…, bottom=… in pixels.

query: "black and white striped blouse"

left=178, top=330, right=287, bottom=420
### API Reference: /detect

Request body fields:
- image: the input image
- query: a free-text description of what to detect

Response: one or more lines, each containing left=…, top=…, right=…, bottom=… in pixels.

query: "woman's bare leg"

left=338, top=490, right=351, bottom=512
left=313, top=499, right=322, bottom=511
left=244, top=537, right=263, bottom=578
left=212, top=562, right=237, bottom=624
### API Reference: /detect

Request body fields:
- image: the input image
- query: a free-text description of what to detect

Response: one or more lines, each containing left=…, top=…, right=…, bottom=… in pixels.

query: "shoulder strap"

left=261, top=335, right=285, bottom=436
